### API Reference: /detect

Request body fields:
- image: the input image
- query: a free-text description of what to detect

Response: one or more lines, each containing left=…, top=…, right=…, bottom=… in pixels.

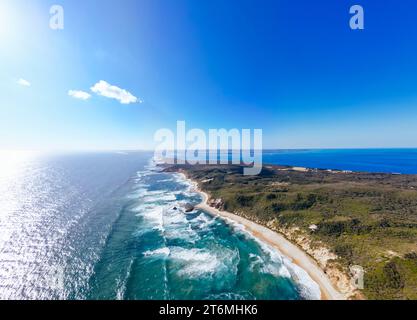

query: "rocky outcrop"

left=208, top=198, right=224, bottom=210
left=184, top=203, right=195, bottom=213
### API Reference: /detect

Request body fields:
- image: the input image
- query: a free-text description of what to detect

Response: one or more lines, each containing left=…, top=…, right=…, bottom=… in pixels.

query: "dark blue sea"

left=263, top=149, right=417, bottom=174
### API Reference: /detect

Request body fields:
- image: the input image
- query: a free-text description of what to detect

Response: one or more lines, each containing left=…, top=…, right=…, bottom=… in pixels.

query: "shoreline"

left=185, top=177, right=346, bottom=300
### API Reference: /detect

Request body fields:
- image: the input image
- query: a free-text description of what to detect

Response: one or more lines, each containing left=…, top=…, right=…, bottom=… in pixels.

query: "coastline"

left=184, top=176, right=347, bottom=300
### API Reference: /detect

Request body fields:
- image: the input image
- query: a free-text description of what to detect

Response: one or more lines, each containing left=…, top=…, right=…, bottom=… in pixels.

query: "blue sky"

left=1, top=0, right=417, bottom=150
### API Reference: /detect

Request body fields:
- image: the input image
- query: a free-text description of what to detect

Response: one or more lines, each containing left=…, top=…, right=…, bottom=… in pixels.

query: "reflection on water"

left=0, top=151, right=319, bottom=300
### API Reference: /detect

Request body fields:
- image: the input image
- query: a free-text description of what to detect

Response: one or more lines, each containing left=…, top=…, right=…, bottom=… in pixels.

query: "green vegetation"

left=166, top=164, right=417, bottom=300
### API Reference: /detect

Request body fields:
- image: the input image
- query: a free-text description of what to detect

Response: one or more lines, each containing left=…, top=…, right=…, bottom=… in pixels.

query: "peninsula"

left=165, top=164, right=417, bottom=300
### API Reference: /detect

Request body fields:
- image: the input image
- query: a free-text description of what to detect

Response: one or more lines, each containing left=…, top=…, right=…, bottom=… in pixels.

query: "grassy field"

left=166, top=164, right=417, bottom=300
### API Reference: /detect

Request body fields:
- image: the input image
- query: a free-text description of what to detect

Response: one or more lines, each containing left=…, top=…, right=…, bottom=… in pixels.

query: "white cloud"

left=68, top=90, right=91, bottom=100
left=17, top=78, right=31, bottom=87
left=91, top=80, right=141, bottom=104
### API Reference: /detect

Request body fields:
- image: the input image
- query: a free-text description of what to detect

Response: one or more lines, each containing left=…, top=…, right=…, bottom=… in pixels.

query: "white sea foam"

left=135, top=205, right=165, bottom=232
left=218, top=215, right=322, bottom=299
left=144, top=158, right=164, bottom=172
left=172, top=173, right=195, bottom=190
left=164, top=224, right=200, bottom=243
left=143, top=190, right=165, bottom=196
left=205, top=292, right=252, bottom=300
left=115, top=257, right=134, bottom=300
left=126, top=187, right=148, bottom=199
left=141, top=190, right=177, bottom=203
left=163, top=211, right=188, bottom=225
left=130, top=189, right=178, bottom=207
left=248, top=253, right=263, bottom=271
left=170, top=247, right=220, bottom=278
left=143, top=247, right=171, bottom=257
left=255, top=232, right=321, bottom=299
left=284, top=258, right=321, bottom=300
left=192, top=213, right=216, bottom=229
left=153, top=194, right=177, bottom=202
left=248, top=248, right=291, bottom=278
left=136, top=171, right=152, bottom=178
left=170, top=246, right=238, bottom=279
left=130, top=162, right=321, bottom=299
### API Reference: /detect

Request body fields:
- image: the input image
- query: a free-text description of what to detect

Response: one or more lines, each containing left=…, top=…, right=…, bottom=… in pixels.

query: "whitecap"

left=256, top=234, right=321, bottom=299
left=142, top=191, right=177, bottom=203
left=283, top=258, right=321, bottom=300
left=163, top=224, right=199, bottom=243
left=143, top=247, right=170, bottom=257
left=216, top=217, right=321, bottom=299
left=163, top=211, right=188, bottom=225
left=170, top=247, right=220, bottom=278
left=192, top=213, right=216, bottom=229
left=115, top=257, right=134, bottom=300
left=169, top=246, right=239, bottom=279
left=135, top=205, right=165, bottom=231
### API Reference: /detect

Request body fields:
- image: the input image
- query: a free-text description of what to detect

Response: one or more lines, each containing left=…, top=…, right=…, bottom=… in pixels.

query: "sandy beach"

left=193, top=186, right=346, bottom=300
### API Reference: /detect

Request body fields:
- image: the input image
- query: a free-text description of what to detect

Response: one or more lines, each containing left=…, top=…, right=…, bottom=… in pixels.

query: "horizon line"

left=2, top=147, right=417, bottom=153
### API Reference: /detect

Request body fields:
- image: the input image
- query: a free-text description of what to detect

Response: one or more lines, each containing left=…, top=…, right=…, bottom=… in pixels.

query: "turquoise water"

left=3, top=148, right=415, bottom=300
left=0, top=151, right=319, bottom=300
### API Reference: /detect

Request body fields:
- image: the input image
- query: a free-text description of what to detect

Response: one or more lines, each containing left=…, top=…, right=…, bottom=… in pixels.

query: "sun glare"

left=0, top=2, right=17, bottom=43
left=0, top=150, right=38, bottom=179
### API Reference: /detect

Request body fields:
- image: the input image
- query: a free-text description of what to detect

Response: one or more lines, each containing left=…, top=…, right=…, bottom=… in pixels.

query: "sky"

left=1, top=0, right=417, bottom=150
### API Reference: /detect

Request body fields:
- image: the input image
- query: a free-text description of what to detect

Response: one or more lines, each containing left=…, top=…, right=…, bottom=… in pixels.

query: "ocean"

left=1, top=149, right=414, bottom=300
left=263, top=149, right=417, bottom=174
left=0, top=150, right=319, bottom=300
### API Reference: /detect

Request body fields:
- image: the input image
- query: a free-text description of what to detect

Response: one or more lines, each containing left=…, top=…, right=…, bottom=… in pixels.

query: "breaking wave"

left=116, top=157, right=322, bottom=300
